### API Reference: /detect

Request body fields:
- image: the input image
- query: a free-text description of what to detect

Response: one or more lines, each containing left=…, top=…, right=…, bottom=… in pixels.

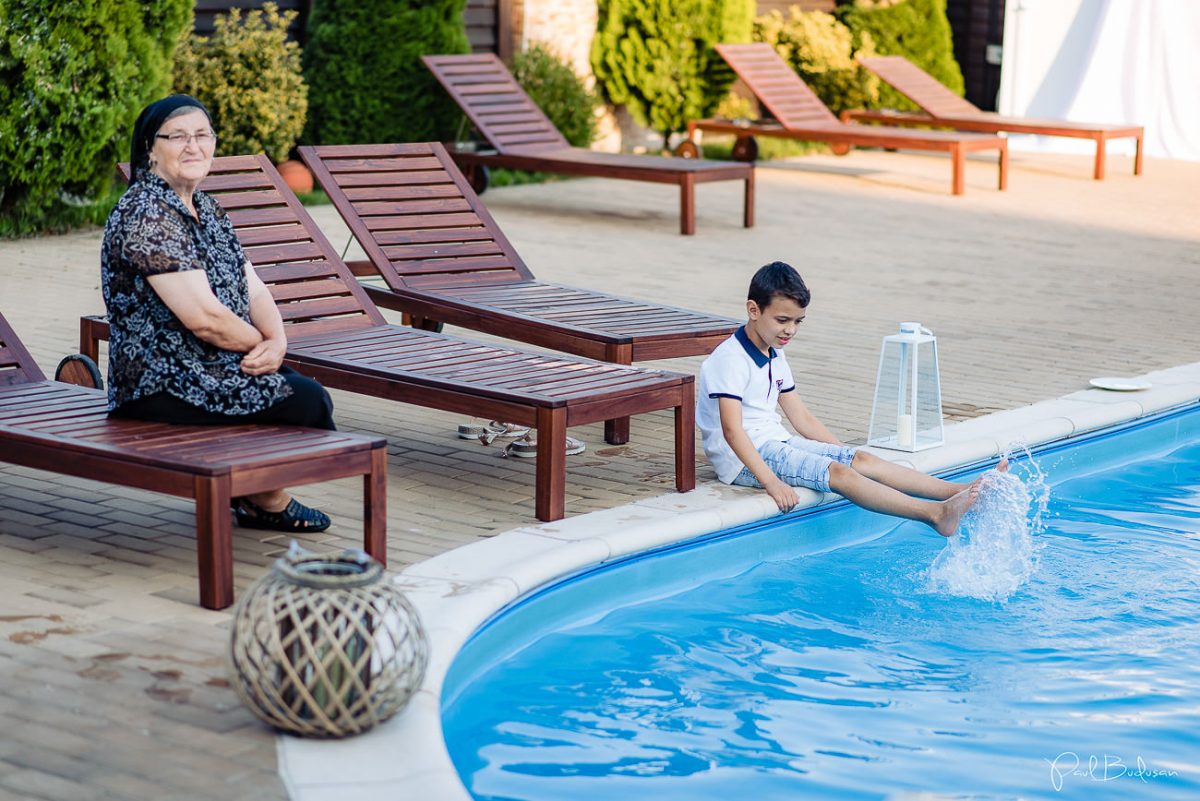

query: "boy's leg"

left=828, top=463, right=977, bottom=538
left=850, top=451, right=1008, bottom=500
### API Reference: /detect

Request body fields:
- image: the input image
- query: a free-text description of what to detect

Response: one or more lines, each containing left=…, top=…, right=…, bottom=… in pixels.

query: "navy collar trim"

left=735, top=326, right=774, bottom=368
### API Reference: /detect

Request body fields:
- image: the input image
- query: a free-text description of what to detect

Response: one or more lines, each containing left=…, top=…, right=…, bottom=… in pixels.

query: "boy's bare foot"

left=958, top=457, right=1011, bottom=496
left=933, top=484, right=981, bottom=538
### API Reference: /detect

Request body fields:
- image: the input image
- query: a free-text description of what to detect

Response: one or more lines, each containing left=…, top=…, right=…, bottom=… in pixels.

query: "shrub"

left=836, top=0, right=964, bottom=112
left=753, top=8, right=879, bottom=117
left=302, top=0, right=469, bottom=146
left=173, top=3, right=306, bottom=163
left=511, top=43, right=598, bottom=148
left=0, top=0, right=192, bottom=236
left=591, top=0, right=755, bottom=149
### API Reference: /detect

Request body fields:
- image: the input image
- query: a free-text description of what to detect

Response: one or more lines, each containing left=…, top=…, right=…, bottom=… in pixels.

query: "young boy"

left=697, top=261, right=1000, bottom=537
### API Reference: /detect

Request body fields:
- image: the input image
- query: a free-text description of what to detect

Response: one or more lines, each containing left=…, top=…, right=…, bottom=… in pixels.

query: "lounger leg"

left=535, top=407, right=568, bottom=522
left=194, top=475, right=234, bottom=610
left=680, top=174, right=696, bottom=235
left=79, top=317, right=104, bottom=363
left=999, top=141, right=1008, bottom=191
left=743, top=170, right=755, bottom=228
left=603, top=344, right=633, bottom=445
left=1134, top=133, right=1144, bottom=175
left=363, top=445, right=387, bottom=565
left=1094, top=135, right=1107, bottom=180
left=951, top=145, right=965, bottom=196
left=675, top=383, right=696, bottom=494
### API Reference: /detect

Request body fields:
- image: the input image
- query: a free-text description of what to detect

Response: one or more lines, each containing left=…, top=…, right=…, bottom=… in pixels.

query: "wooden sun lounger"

left=686, top=43, right=1008, bottom=196
left=0, top=312, right=387, bottom=610
left=843, top=55, right=1144, bottom=181
left=299, top=141, right=739, bottom=444
left=85, top=155, right=695, bottom=522
left=421, top=53, right=755, bottom=235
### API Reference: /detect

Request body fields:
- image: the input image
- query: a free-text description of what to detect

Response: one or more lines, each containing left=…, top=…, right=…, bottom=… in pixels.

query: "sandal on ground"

left=502, top=434, right=586, bottom=459
left=458, top=420, right=532, bottom=442
left=235, top=498, right=331, bottom=533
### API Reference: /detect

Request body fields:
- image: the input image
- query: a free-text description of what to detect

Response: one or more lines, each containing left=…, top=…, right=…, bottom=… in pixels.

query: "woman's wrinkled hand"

left=240, top=337, right=286, bottom=375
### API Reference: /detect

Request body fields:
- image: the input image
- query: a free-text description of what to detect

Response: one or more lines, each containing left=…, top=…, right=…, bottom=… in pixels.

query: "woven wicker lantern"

left=229, top=547, right=428, bottom=738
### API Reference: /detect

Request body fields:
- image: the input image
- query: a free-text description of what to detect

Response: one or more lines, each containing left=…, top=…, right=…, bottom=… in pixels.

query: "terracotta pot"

left=276, top=159, right=313, bottom=194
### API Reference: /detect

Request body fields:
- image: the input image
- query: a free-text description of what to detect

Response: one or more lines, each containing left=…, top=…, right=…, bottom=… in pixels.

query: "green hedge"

left=754, top=8, right=880, bottom=117
left=302, top=0, right=469, bottom=146
left=0, top=0, right=192, bottom=236
left=836, top=0, right=964, bottom=111
left=174, top=2, right=307, bottom=163
left=512, top=43, right=598, bottom=148
left=591, top=0, right=755, bottom=148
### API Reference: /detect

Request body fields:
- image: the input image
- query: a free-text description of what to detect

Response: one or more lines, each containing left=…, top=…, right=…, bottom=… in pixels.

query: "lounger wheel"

left=411, top=317, right=445, bottom=334
left=731, top=135, right=759, bottom=162
left=674, top=139, right=700, bottom=159
left=465, top=165, right=490, bottom=195
left=830, top=143, right=852, bottom=156
left=54, top=354, right=103, bottom=389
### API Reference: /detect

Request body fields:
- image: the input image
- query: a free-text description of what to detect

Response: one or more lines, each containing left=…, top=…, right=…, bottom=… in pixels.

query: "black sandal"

left=235, top=498, right=331, bottom=533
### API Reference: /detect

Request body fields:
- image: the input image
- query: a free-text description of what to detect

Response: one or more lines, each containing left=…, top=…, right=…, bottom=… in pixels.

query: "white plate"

left=1089, top=376, right=1151, bottom=391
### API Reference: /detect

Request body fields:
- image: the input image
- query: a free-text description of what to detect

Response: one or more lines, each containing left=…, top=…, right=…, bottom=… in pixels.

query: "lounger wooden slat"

left=269, top=279, right=354, bottom=303
left=844, top=55, right=1144, bottom=180
left=86, top=155, right=696, bottom=522
left=685, top=43, right=1009, bottom=196
left=0, top=312, right=387, bottom=610
left=300, top=141, right=740, bottom=443
left=362, top=212, right=486, bottom=232
left=419, top=53, right=754, bottom=235
left=242, top=241, right=326, bottom=265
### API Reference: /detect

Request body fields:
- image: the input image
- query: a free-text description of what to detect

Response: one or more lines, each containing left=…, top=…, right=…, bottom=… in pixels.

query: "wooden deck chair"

left=685, top=43, right=1008, bottom=196
left=421, top=53, right=755, bottom=235
left=299, top=141, right=739, bottom=445
left=83, top=155, right=695, bottom=522
left=0, top=311, right=387, bottom=610
left=843, top=55, right=1144, bottom=180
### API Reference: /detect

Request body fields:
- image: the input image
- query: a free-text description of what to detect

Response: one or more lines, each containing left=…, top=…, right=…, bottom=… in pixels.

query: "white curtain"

left=998, top=0, right=1200, bottom=161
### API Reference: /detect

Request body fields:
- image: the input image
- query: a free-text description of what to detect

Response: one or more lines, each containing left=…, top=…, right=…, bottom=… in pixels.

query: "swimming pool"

left=441, top=407, right=1200, bottom=800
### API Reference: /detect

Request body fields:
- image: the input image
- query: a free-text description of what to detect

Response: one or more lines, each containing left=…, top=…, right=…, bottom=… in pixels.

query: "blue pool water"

left=442, top=408, right=1200, bottom=800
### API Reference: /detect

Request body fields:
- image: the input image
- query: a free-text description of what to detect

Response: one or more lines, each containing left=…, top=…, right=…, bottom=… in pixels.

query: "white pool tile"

left=987, top=416, right=1076, bottom=452
left=280, top=690, right=454, bottom=787
left=1064, top=399, right=1145, bottom=433
left=1138, top=383, right=1200, bottom=413
left=389, top=574, right=519, bottom=628
left=291, top=773, right=470, bottom=801
left=904, top=437, right=1002, bottom=473
left=403, top=530, right=609, bottom=594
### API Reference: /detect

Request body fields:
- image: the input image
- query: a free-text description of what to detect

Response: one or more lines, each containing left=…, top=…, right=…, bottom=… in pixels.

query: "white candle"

left=897, top=414, right=914, bottom=449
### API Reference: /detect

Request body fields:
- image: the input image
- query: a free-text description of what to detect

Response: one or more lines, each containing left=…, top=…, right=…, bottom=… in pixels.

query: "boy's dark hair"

left=748, top=261, right=810, bottom=310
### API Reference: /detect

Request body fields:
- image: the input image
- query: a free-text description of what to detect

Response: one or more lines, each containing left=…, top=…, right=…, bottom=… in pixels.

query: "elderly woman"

left=103, top=95, right=333, bottom=532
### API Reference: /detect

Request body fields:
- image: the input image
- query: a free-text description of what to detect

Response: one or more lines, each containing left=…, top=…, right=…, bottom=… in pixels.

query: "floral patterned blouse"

left=101, top=172, right=291, bottom=414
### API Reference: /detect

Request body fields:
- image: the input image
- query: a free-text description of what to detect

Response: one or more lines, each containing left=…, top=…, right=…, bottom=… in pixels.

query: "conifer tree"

left=303, top=0, right=470, bottom=145
left=591, top=0, right=754, bottom=149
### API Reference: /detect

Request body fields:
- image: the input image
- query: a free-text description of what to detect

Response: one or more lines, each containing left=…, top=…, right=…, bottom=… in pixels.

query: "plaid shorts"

left=732, top=436, right=858, bottom=493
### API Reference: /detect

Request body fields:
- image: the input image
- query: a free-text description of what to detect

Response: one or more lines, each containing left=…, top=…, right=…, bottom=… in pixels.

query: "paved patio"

left=1, top=146, right=1197, bottom=800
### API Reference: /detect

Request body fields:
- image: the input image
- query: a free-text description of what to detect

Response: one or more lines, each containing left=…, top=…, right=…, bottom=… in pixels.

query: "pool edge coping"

left=276, top=362, right=1200, bottom=801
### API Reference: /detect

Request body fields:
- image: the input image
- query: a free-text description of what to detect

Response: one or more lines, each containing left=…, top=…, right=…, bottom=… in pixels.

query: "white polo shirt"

left=697, top=326, right=796, bottom=483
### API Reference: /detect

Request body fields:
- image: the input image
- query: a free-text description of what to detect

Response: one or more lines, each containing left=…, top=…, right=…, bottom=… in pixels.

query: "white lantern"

left=867, top=322, right=944, bottom=452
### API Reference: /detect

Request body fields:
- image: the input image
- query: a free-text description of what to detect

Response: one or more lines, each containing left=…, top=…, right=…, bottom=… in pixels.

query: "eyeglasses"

left=155, top=130, right=218, bottom=147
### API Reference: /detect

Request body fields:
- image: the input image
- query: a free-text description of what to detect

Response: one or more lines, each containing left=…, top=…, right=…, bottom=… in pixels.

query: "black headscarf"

left=129, top=94, right=213, bottom=182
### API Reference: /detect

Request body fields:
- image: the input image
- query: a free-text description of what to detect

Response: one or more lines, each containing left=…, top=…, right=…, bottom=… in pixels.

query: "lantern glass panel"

left=867, top=324, right=944, bottom=452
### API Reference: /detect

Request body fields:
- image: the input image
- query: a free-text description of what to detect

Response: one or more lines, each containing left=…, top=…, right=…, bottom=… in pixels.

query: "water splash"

left=926, top=451, right=1048, bottom=603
